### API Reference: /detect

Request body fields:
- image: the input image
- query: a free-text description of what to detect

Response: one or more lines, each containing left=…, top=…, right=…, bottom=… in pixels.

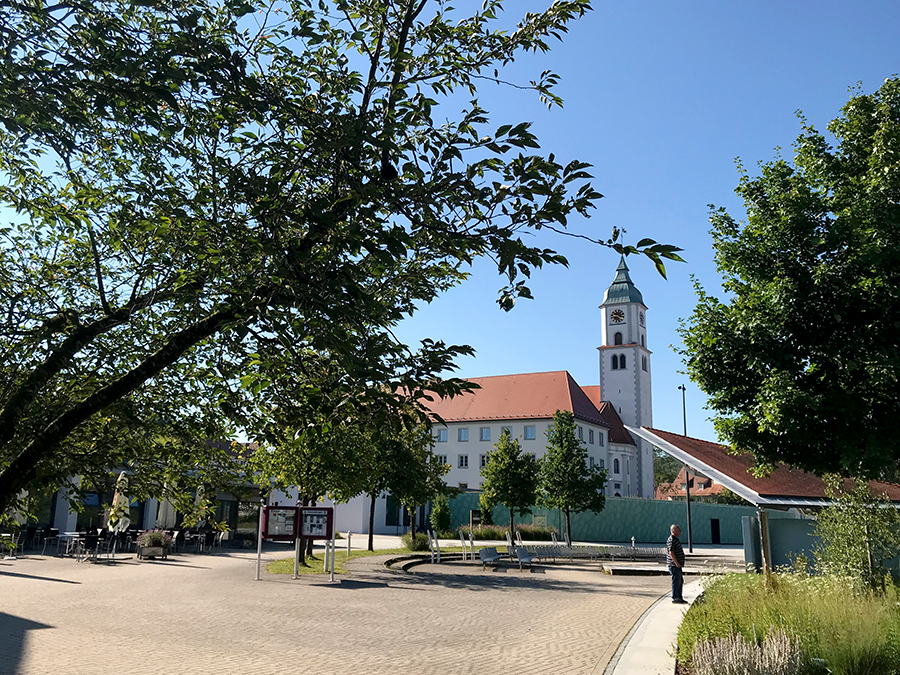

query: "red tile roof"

left=646, top=428, right=900, bottom=501
left=581, top=386, right=636, bottom=446
left=655, top=467, right=727, bottom=500
left=425, top=371, right=610, bottom=427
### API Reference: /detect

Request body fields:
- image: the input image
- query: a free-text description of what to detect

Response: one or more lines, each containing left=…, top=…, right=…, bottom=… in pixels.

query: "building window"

left=458, top=482, right=468, bottom=490
left=458, top=428, right=468, bottom=442
left=480, top=427, right=491, bottom=442
left=614, top=331, right=623, bottom=345
left=611, top=354, right=618, bottom=370
left=642, top=356, right=648, bottom=372
left=641, top=334, right=645, bottom=347
left=619, top=354, right=626, bottom=369
left=589, top=457, right=595, bottom=469
left=524, top=425, right=536, bottom=440
left=528, top=453, right=537, bottom=460
left=614, top=482, right=621, bottom=489
left=578, top=426, right=583, bottom=440
left=437, top=455, right=447, bottom=466
left=458, top=455, right=468, bottom=469
left=436, top=429, right=447, bottom=443
left=589, top=429, right=594, bottom=444
left=598, top=433, right=605, bottom=447
left=599, top=459, right=605, bottom=469
left=480, top=454, right=487, bottom=468
left=613, top=458, right=620, bottom=474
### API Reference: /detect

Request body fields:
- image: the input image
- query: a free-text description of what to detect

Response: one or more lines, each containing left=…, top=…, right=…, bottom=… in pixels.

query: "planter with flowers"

left=136, top=530, right=173, bottom=560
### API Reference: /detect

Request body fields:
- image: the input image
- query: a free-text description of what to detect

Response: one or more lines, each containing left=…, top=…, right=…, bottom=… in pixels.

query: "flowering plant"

left=137, top=529, right=173, bottom=549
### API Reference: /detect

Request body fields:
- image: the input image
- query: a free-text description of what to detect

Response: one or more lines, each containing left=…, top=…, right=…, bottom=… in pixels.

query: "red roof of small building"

left=655, top=466, right=727, bottom=500
left=425, top=371, right=610, bottom=428
left=646, top=428, right=900, bottom=501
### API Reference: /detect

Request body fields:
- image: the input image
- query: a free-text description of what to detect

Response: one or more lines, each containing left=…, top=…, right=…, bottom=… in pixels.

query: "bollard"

left=347, top=531, right=351, bottom=556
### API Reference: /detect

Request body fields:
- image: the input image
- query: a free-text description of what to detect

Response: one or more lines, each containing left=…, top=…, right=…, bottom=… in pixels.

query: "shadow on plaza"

left=0, top=570, right=80, bottom=585
left=0, top=612, right=52, bottom=674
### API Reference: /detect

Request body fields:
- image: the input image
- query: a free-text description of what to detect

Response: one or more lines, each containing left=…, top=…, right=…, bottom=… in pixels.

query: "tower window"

left=614, top=458, right=620, bottom=474
left=611, top=355, right=619, bottom=370
left=642, top=356, right=648, bottom=372
left=614, top=332, right=623, bottom=345
left=641, top=334, right=645, bottom=347
left=619, top=355, right=626, bottom=369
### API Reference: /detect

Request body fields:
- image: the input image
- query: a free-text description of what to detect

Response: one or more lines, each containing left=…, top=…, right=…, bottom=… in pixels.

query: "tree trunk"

left=408, top=505, right=416, bottom=539
left=509, top=508, right=515, bottom=544
left=565, top=507, right=572, bottom=544
left=368, top=493, right=376, bottom=551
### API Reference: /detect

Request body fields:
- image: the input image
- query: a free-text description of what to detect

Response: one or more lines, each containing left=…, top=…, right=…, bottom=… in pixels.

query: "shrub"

left=401, top=532, right=430, bottom=552
left=137, top=529, right=173, bottom=549
left=430, top=494, right=451, bottom=533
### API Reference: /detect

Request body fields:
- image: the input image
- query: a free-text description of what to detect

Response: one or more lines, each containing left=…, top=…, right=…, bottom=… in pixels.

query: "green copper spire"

left=600, top=255, right=644, bottom=306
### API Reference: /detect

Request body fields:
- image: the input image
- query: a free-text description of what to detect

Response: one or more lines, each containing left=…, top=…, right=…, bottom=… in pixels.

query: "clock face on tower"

left=610, top=309, right=625, bottom=324
left=639, top=312, right=645, bottom=327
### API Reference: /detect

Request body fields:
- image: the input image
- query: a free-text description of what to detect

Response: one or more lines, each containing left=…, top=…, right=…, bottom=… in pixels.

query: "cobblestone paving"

left=1, top=549, right=670, bottom=675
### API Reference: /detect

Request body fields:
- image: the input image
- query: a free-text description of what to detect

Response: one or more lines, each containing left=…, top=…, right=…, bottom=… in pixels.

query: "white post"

left=347, top=531, right=352, bottom=557
left=255, top=502, right=265, bottom=581
left=459, top=530, right=467, bottom=561
left=329, top=538, right=336, bottom=583
left=469, top=532, right=475, bottom=563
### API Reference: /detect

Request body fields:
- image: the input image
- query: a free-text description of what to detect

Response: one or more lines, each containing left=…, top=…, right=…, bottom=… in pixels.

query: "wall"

left=449, top=493, right=771, bottom=544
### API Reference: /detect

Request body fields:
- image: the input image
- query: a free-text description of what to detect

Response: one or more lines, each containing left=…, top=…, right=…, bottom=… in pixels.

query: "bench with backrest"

left=515, top=546, right=536, bottom=569
left=478, top=546, right=504, bottom=569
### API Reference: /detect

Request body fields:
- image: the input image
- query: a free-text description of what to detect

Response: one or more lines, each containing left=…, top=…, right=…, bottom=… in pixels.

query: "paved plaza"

left=1, top=544, right=673, bottom=675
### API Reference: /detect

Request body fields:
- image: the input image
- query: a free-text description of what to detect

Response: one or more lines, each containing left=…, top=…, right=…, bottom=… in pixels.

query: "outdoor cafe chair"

left=41, top=528, right=60, bottom=556
left=77, top=534, right=100, bottom=563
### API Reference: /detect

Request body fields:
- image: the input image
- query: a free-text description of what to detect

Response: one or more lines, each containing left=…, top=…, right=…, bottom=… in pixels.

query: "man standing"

left=666, top=524, right=687, bottom=604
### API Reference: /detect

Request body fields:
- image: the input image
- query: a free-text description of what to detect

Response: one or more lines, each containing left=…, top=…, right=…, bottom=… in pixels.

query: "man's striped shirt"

left=666, top=534, right=685, bottom=568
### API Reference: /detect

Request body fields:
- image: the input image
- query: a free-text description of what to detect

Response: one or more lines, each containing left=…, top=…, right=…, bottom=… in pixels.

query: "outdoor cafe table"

left=57, top=532, right=84, bottom=557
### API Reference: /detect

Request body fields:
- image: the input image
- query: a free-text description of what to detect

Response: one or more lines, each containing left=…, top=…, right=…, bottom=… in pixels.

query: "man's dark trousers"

left=669, top=565, right=684, bottom=601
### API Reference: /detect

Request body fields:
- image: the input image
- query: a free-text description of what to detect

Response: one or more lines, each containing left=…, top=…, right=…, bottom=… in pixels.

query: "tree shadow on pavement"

left=0, top=612, right=53, bottom=674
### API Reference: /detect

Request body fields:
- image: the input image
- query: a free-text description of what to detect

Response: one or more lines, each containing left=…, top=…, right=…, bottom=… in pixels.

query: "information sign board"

left=299, top=507, right=334, bottom=540
left=262, top=506, right=299, bottom=542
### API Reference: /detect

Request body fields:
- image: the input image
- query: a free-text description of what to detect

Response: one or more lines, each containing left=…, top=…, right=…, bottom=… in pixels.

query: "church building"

left=425, top=256, right=656, bottom=500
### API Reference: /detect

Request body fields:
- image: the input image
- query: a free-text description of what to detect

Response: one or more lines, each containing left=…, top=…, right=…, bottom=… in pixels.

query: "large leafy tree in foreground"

left=0, top=0, right=681, bottom=513
left=680, top=77, right=900, bottom=479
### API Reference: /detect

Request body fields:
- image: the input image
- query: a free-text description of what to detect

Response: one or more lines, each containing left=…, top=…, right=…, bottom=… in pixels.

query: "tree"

left=680, top=77, right=900, bottom=479
left=814, top=476, right=900, bottom=591
left=429, top=493, right=451, bottom=534
left=539, top=410, right=607, bottom=540
left=654, top=448, right=682, bottom=488
left=0, top=0, right=682, bottom=513
left=480, top=428, right=539, bottom=535
left=382, top=426, right=449, bottom=540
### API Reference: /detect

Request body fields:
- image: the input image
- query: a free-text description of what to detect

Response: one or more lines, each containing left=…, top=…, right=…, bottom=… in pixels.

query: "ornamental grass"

left=677, top=572, right=900, bottom=675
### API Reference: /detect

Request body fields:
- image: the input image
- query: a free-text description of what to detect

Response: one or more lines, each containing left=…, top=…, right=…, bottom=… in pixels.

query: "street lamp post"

left=678, top=384, right=693, bottom=553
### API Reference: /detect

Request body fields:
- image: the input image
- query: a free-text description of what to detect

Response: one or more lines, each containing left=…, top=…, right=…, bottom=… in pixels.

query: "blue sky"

left=395, top=0, right=899, bottom=443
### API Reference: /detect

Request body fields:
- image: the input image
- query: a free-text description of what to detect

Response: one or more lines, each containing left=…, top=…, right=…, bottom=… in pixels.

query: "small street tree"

left=814, top=476, right=900, bottom=591
left=480, top=428, right=539, bottom=536
left=539, top=410, right=607, bottom=541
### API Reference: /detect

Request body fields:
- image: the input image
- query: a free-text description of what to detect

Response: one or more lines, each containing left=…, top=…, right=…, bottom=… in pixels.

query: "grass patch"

left=677, top=573, right=900, bottom=675
left=266, top=546, right=465, bottom=575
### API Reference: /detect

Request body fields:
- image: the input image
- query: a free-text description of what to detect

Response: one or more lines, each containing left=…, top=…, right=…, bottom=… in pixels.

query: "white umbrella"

left=106, top=472, right=131, bottom=560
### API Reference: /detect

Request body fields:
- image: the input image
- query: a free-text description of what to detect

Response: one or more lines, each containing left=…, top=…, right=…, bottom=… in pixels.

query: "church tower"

left=598, top=256, right=654, bottom=497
